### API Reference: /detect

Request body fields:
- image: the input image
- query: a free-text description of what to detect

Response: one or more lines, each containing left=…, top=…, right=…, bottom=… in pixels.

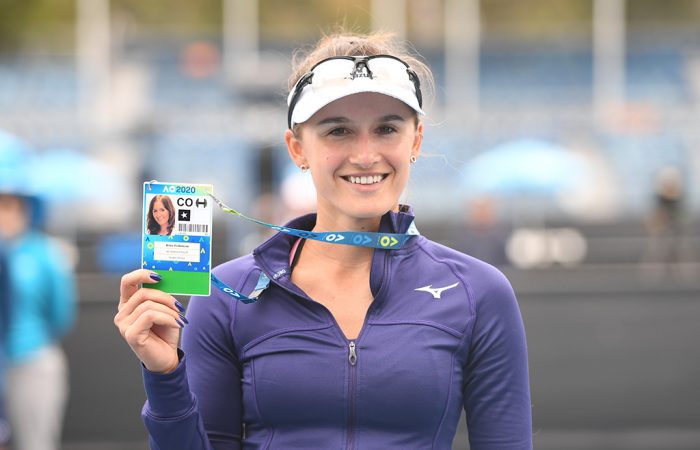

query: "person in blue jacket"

left=0, top=130, right=77, bottom=450
left=115, top=31, right=532, bottom=449
left=0, top=247, right=10, bottom=450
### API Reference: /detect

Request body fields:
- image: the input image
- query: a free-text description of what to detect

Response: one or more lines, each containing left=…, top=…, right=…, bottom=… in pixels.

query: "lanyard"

left=211, top=271, right=269, bottom=304
left=208, top=192, right=419, bottom=250
left=206, top=192, right=419, bottom=303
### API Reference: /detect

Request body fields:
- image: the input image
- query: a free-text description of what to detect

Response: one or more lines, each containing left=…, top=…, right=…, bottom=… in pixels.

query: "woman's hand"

left=115, top=269, right=185, bottom=374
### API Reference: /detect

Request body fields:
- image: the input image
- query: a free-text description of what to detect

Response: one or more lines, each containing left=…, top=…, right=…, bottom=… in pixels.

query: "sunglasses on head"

left=287, top=54, right=423, bottom=129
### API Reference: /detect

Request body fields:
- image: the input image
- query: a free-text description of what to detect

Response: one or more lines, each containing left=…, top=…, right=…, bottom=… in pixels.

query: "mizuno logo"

left=414, top=282, right=459, bottom=299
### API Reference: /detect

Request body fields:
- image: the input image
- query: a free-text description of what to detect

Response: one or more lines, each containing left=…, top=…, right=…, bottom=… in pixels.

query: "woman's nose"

left=349, top=134, right=380, bottom=168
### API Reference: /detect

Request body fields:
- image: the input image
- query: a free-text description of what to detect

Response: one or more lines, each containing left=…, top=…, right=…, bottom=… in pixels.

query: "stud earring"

left=300, top=164, right=309, bottom=173
left=409, top=155, right=417, bottom=164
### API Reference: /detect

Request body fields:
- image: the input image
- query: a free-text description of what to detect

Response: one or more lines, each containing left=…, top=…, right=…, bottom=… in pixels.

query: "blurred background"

left=1, top=0, right=699, bottom=449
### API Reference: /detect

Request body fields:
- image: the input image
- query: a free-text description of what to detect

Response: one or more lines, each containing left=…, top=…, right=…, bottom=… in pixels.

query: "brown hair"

left=288, top=31, right=434, bottom=111
left=147, top=194, right=176, bottom=235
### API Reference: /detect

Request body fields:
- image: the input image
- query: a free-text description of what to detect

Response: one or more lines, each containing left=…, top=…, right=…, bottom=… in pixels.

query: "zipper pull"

left=348, top=341, right=357, bottom=366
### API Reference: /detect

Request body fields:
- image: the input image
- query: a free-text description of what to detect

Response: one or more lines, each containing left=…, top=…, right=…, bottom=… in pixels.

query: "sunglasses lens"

left=310, top=57, right=414, bottom=92
left=366, top=57, right=411, bottom=86
left=312, top=58, right=355, bottom=86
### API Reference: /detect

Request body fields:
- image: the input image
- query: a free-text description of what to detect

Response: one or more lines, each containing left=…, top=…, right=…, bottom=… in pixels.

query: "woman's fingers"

left=122, top=309, right=182, bottom=373
left=123, top=309, right=181, bottom=346
left=115, top=299, right=183, bottom=338
left=119, top=269, right=162, bottom=305
left=116, top=287, right=179, bottom=319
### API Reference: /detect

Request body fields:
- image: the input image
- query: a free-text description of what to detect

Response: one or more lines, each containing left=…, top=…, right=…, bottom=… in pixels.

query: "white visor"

left=287, top=55, right=424, bottom=128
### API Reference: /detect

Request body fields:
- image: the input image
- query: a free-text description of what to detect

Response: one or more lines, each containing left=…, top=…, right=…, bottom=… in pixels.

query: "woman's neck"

left=297, top=213, right=382, bottom=272
left=298, top=238, right=374, bottom=274
left=312, top=207, right=384, bottom=236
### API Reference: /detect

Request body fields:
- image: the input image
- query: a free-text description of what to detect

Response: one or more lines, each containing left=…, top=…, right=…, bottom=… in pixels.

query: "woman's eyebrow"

left=378, top=114, right=406, bottom=122
left=314, top=114, right=406, bottom=127
left=315, top=116, right=350, bottom=126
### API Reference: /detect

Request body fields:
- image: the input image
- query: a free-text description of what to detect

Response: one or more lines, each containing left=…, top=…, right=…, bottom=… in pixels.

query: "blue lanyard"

left=206, top=192, right=419, bottom=303
left=211, top=271, right=269, bottom=304
left=208, top=192, right=419, bottom=250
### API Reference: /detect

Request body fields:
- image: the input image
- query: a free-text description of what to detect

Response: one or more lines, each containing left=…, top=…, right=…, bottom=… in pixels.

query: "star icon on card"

left=178, top=209, right=191, bottom=221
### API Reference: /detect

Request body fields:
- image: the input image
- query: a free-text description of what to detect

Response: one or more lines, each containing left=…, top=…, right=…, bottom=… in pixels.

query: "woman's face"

left=0, top=194, right=29, bottom=240
left=286, top=92, right=422, bottom=228
left=152, top=200, right=170, bottom=229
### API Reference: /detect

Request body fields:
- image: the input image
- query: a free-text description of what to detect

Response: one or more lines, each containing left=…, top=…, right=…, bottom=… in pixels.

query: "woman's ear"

left=412, top=121, right=424, bottom=159
left=285, top=128, right=307, bottom=168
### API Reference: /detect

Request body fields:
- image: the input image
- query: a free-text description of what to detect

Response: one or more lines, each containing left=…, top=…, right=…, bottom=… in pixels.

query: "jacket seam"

left=250, top=359, right=275, bottom=449
left=222, top=264, right=258, bottom=362
left=143, top=396, right=198, bottom=421
left=242, top=323, right=335, bottom=353
left=461, top=274, right=478, bottom=372
left=366, top=320, right=463, bottom=338
left=431, top=351, right=457, bottom=450
left=229, top=297, right=240, bottom=364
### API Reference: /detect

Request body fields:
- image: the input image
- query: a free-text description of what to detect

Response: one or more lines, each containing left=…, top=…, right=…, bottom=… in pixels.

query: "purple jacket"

left=141, top=208, right=532, bottom=449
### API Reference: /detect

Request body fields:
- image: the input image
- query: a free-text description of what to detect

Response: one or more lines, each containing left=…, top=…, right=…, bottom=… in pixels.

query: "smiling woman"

left=115, top=31, right=533, bottom=450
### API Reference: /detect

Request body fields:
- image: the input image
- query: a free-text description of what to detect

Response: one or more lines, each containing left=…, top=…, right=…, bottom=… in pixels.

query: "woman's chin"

left=344, top=204, right=394, bottom=222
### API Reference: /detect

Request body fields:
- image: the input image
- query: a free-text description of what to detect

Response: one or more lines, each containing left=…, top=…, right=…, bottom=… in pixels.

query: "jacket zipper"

left=267, top=280, right=364, bottom=450
left=348, top=341, right=357, bottom=365
left=347, top=340, right=358, bottom=450
left=259, top=251, right=391, bottom=450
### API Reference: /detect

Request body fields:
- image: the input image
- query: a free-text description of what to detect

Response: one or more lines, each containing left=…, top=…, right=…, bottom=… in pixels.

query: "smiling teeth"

left=349, top=175, right=383, bottom=185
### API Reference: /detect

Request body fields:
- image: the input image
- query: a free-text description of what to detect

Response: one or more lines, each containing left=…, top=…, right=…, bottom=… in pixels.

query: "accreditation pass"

left=142, top=181, right=213, bottom=296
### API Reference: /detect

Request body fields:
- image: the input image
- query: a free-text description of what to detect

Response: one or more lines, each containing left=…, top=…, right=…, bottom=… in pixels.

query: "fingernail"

left=149, top=273, right=162, bottom=282
left=175, top=318, right=185, bottom=328
left=179, top=314, right=189, bottom=325
left=174, top=300, right=185, bottom=312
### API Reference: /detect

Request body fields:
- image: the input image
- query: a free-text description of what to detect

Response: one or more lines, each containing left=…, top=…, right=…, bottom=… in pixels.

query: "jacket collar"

left=252, top=206, right=417, bottom=295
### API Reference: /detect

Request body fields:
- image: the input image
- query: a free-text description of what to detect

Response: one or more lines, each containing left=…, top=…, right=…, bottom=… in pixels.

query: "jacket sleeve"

left=462, top=268, right=532, bottom=450
left=141, top=290, right=243, bottom=450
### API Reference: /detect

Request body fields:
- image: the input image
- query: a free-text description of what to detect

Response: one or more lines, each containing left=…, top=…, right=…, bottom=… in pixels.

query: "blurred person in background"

left=146, top=194, right=176, bottom=236
left=455, top=196, right=510, bottom=267
left=0, top=131, right=77, bottom=450
left=0, top=246, right=10, bottom=450
left=115, top=31, right=532, bottom=449
left=642, top=166, right=692, bottom=279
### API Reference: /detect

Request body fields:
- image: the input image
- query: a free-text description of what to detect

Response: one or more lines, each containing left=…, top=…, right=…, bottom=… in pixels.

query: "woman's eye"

left=377, top=125, right=397, bottom=134
left=328, top=127, right=350, bottom=136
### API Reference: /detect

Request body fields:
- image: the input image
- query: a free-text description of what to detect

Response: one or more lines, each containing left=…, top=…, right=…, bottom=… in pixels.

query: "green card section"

left=152, top=270, right=210, bottom=296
